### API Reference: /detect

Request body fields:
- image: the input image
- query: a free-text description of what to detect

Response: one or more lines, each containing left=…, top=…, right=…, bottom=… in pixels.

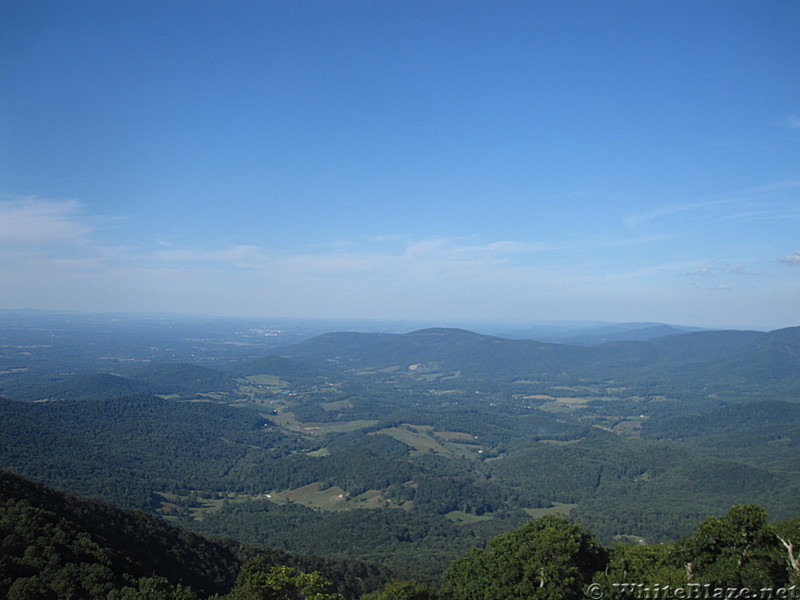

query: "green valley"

left=1, top=312, right=799, bottom=586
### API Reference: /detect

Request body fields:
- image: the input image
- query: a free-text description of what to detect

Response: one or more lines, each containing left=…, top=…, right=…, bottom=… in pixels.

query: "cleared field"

left=611, top=417, right=645, bottom=437
left=445, top=510, right=495, bottom=524
left=272, top=482, right=351, bottom=510
left=554, top=397, right=589, bottom=405
left=320, top=399, right=353, bottom=411
left=538, top=438, right=583, bottom=446
left=306, top=447, right=330, bottom=456
left=269, top=408, right=300, bottom=428
left=268, top=482, right=401, bottom=511
left=246, top=374, right=289, bottom=387
left=524, top=502, right=576, bottom=518
left=537, top=396, right=591, bottom=413
left=0, top=368, right=27, bottom=375
left=551, top=385, right=601, bottom=393
left=155, top=490, right=257, bottom=521
left=375, top=426, right=446, bottom=455
left=435, top=430, right=478, bottom=442
left=302, top=419, right=380, bottom=434
left=538, top=402, right=578, bottom=414
left=373, top=424, right=483, bottom=458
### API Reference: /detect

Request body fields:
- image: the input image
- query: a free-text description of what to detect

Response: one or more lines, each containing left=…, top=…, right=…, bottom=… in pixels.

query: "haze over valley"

left=2, top=311, right=799, bottom=589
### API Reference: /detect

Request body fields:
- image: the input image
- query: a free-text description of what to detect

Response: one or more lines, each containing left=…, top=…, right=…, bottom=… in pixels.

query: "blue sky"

left=1, top=1, right=799, bottom=330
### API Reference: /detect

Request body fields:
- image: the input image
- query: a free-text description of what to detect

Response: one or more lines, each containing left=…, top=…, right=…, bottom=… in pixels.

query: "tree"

left=6, top=576, right=58, bottom=600
left=116, top=576, right=198, bottom=600
left=226, top=561, right=344, bottom=600
left=680, top=505, right=785, bottom=589
left=361, top=579, right=438, bottom=600
left=441, top=515, right=606, bottom=600
left=603, top=543, right=685, bottom=587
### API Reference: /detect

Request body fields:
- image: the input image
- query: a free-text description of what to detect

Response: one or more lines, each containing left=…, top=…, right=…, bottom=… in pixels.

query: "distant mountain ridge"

left=557, top=323, right=709, bottom=345
left=12, top=362, right=240, bottom=402
left=281, top=326, right=800, bottom=396
left=20, top=325, right=796, bottom=401
left=495, top=321, right=710, bottom=345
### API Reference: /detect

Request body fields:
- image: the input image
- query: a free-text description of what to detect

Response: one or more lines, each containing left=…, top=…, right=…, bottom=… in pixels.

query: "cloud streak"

left=625, top=199, right=734, bottom=229
left=685, top=262, right=749, bottom=277
left=624, top=179, right=800, bottom=231
left=778, top=251, right=800, bottom=265
left=0, top=196, right=92, bottom=246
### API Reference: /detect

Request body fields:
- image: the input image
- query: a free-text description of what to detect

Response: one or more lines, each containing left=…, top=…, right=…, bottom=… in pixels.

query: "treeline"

left=189, top=498, right=530, bottom=578
left=441, top=506, right=800, bottom=600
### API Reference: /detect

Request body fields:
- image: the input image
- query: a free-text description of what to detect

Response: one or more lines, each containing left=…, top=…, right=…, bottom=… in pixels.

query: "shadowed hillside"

left=0, top=470, right=395, bottom=599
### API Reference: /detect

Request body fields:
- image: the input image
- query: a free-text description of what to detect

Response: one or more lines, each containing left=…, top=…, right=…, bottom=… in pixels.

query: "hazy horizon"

left=0, top=307, right=787, bottom=336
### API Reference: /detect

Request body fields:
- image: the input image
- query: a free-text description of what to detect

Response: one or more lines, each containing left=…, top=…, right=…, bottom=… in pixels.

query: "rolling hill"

left=280, top=326, right=800, bottom=396
left=11, top=363, right=240, bottom=402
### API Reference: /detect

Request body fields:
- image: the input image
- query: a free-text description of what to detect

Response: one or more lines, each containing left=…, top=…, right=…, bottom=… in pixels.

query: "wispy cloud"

left=151, top=244, right=269, bottom=267
left=0, top=196, right=132, bottom=269
left=0, top=196, right=92, bottom=246
left=685, top=262, right=749, bottom=277
left=625, top=200, right=732, bottom=229
left=778, top=251, right=800, bottom=265
left=145, top=237, right=558, bottom=284
left=786, top=115, right=800, bottom=130
left=625, top=178, right=800, bottom=230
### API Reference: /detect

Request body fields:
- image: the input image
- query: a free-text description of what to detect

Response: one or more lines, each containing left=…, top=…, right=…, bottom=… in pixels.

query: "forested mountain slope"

left=0, top=469, right=239, bottom=597
left=0, top=394, right=293, bottom=509
left=0, top=470, right=394, bottom=599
